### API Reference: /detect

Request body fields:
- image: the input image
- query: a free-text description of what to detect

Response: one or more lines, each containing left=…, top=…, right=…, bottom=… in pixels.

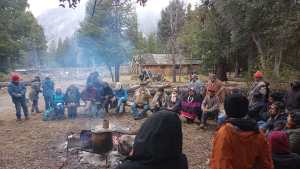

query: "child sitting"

left=52, top=88, right=65, bottom=120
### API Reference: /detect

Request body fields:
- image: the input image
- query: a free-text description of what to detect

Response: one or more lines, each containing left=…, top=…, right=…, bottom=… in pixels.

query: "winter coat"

left=65, top=85, right=80, bottom=105
left=165, top=96, right=181, bottom=114
left=8, top=82, right=27, bottom=102
left=42, top=79, right=54, bottom=97
left=285, top=81, right=300, bottom=112
left=287, top=128, right=300, bottom=155
left=114, top=89, right=128, bottom=100
left=248, top=100, right=268, bottom=122
left=189, top=80, right=204, bottom=96
left=180, top=94, right=202, bottom=120
left=272, top=153, right=300, bottom=169
left=30, top=81, right=41, bottom=101
left=150, top=92, right=168, bottom=110
left=265, top=113, right=288, bottom=132
left=211, top=120, right=274, bottom=169
left=201, top=95, right=220, bottom=113
left=53, top=94, right=64, bottom=106
left=134, top=88, right=151, bottom=106
left=116, top=111, right=188, bottom=169
left=248, top=80, right=269, bottom=106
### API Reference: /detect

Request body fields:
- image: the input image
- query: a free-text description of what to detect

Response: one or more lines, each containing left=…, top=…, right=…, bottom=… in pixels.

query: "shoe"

left=199, top=124, right=207, bottom=130
left=16, top=118, right=21, bottom=122
left=134, top=116, right=144, bottom=120
left=25, top=116, right=30, bottom=120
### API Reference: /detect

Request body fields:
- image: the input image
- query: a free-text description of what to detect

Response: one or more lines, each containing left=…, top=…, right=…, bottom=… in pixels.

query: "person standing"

left=30, top=76, right=41, bottom=114
left=7, top=74, right=29, bottom=121
left=189, top=74, right=204, bottom=97
left=210, top=93, right=274, bottom=169
left=42, top=76, right=55, bottom=110
left=248, top=71, right=269, bottom=107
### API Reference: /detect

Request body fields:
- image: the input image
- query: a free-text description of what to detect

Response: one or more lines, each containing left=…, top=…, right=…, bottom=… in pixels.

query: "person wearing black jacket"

left=116, top=111, right=188, bottom=169
left=285, top=80, right=300, bottom=113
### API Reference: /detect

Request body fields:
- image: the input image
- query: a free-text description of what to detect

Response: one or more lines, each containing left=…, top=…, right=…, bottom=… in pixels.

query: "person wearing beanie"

left=286, top=112, right=300, bottom=155
left=7, top=74, right=29, bottom=121
left=268, top=131, right=300, bottom=169
left=248, top=71, right=270, bottom=107
left=210, top=93, right=274, bottom=169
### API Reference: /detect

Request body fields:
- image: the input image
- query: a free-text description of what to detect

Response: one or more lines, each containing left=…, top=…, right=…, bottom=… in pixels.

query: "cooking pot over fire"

left=91, top=119, right=113, bottom=154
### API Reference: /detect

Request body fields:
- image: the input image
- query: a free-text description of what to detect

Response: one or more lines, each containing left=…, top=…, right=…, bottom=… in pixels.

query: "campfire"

left=62, top=119, right=135, bottom=169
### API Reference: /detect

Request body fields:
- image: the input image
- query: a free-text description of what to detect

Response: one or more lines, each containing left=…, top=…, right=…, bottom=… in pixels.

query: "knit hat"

left=224, top=93, right=249, bottom=118
left=268, top=131, right=290, bottom=154
left=254, top=71, right=263, bottom=78
left=11, top=74, right=21, bottom=82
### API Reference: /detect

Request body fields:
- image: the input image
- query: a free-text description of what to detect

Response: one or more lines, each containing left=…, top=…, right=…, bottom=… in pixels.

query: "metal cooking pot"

left=91, top=130, right=113, bottom=154
left=91, top=119, right=113, bottom=154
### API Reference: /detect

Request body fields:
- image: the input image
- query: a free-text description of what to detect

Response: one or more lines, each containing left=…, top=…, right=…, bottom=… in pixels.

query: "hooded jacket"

left=116, top=111, right=188, bottom=169
left=211, top=120, right=274, bottom=169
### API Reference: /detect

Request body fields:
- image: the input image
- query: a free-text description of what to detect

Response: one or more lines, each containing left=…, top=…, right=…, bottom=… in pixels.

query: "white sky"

left=28, top=0, right=199, bottom=17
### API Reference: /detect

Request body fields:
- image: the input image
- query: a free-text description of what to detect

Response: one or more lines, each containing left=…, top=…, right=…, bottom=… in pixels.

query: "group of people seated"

left=6, top=70, right=300, bottom=168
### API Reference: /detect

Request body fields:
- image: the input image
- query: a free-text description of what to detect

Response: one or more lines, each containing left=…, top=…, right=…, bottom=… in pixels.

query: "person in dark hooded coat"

left=285, top=80, right=300, bottom=113
left=116, top=111, right=188, bottom=169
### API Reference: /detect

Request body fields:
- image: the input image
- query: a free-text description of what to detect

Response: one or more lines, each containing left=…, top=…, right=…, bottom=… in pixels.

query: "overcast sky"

left=28, top=0, right=199, bottom=35
left=28, top=0, right=199, bottom=17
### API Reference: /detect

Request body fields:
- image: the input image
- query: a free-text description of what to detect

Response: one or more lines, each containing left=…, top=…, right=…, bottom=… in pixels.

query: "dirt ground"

left=0, top=80, right=214, bottom=169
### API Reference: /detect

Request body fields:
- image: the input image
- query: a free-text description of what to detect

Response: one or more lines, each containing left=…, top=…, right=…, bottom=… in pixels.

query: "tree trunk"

left=115, top=64, right=120, bottom=82
left=234, top=55, right=240, bottom=77
left=251, top=33, right=266, bottom=69
left=107, top=64, right=114, bottom=82
left=273, top=49, right=282, bottom=77
left=216, top=59, right=228, bottom=81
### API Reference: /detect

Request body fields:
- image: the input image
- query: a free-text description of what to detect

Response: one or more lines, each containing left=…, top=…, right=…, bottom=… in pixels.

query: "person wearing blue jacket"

left=42, top=76, right=55, bottom=110
left=52, top=88, right=65, bottom=120
left=114, top=82, right=128, bottom=114
left=7, top=74, right=29, bottom=121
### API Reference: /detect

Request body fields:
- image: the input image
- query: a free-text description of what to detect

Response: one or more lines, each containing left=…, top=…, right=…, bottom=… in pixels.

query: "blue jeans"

left=67, top=105, right=77, bottom=119
left=217, top=113, right=226, bottom=125
left=14, top=99, right=28, bottom=119
left=131, top=103, right=149, bottom=118
left=54, top=104, right=65, bottom=119
left=116, top=98, right=127, bottom=114
left=31, top=99, right=39, bottom=113
left=44, top=95, right=52, bottom=110
left=90, top=102, right=105, bottom=118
